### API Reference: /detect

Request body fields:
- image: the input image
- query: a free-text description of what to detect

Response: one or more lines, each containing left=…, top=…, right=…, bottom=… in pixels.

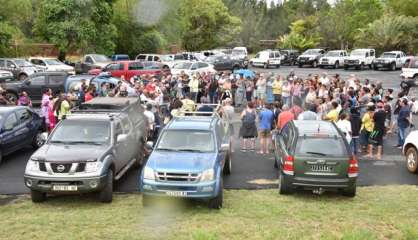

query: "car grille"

left=156, top=172, right=200, bottom=182
left=39, top=162, right=47, bottom=172
left=300, top=57, right=309, bottom=61
left=50, top=163, right=72, bottom=173
left=347, top=60, right=356, bottom=64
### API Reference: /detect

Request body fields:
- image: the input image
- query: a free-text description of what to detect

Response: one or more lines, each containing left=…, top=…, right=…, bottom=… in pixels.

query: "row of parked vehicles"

left=249, top=48, right=414, bottom=71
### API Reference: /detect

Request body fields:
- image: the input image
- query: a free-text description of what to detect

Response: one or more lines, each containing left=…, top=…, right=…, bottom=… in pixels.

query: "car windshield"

left=326, top=51, right=341, bottom=57
left=156, top=130, right=215, bottom=152
left=303, top=50, right=319, bottom=55
left=92, top=55, right=110, bottom=63
left=160, top=55, right=173, bottom=61
left=44, top=59, right=63, bottom=65
left=381, top=53, right=396, bottom=58
left=350, top=50, right=366, bottom=56
left=232, top=50, right=245, bottom=55
left=205, top=56, right=218, bottom=63
left=296, top=137, right=347, bottom=157
left=173, top=62, right=192, bottom=69
left=49, top=121, right=110, bottom=145
left=14, top=60, right=33, bottom=67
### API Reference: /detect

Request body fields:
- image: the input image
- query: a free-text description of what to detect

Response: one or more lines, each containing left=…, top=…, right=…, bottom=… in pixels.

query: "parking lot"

left=0, top=66, right=416, bottom=195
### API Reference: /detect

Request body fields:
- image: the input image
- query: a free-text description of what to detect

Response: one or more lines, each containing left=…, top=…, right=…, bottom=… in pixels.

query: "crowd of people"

left=0, top=68, right=417, bottom=160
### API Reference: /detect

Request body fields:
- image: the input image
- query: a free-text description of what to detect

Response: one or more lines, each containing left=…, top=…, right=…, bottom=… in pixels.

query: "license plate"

left=52, top=185, right=78, bottom=191
left=377, top=64, right=382, bottom=67
left=310, top=165, right=333, bottom=172
left=165, top=191, right=187, bottom=197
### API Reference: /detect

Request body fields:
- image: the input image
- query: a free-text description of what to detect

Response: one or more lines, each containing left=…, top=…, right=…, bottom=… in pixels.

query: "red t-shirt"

left=85, top=93, right=93, bottom=102
left=278, top=111, right=294, bottom=129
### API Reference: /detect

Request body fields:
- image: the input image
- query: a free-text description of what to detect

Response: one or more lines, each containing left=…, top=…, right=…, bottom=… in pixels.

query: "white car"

left=403, top=130, right=418, bottom=173
left=250, top=50, right=281, bottom=69
left=319, top=50, right=348, bottom=69
left=373, top=51, right=412, bottom=71
left=170, top=61, right=216, bottom=76
left=231, top=47, right=248, bottom=61
left=29, top=57, right=75, bottom=75
left=344, top=49, right=375, bottom=70
left=0, top=70, right=14, bottom=82
left=401, top=57, right=418, bottom=86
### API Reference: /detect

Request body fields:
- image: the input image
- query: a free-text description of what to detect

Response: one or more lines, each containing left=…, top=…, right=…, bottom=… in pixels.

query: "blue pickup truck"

left=140, top=112, right=232, bottom=209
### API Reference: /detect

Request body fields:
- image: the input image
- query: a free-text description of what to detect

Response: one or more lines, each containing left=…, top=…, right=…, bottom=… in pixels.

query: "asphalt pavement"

left=0, top=66, right=417, bottom=195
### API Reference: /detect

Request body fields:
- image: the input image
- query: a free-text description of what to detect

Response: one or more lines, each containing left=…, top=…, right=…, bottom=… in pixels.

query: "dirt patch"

left=0, top=195, right=25, bottom=206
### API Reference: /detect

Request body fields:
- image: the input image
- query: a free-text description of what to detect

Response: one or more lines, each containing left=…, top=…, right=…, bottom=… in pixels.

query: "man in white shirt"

left=144, top=104, right=155, bottom=132
left=336, top=112, right=352, bottom=145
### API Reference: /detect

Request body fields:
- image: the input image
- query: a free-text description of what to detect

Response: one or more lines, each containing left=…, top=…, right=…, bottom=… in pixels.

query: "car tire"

left=391, top=62, right=396, bottom=71
left=142, top=195, right=152, bottom=207
left=31, top=190, right=47, bottom=203
left=312, top=61, right=318, bottom=68
left=298, top=64, right=303, bottom=68
left=360, top=63, right=364, bottom=70
left=278, top=173, right=292, bottom=195
left=342, top=184, right=356, bottom=198
left=6, top=92, right=18, bottom=103
left=263, top=63, right=268, bottom=69
left=19, top=74, right=28, bottom=81
left=98, top=169, right=113, bottom=203
left=344, top=66, right=348, bottom=70
left=276, top=64, right=280, bottom=69
left=208, top=178, right=223, bottom=209
left=414, top=75, right=418, bottom=86
left=334, top=61, right=339, bottom=69
left=406, top=147, right=418, bottom=173
left=31, top=131, right=44, bottom=149
left=224, top=152, right=232, bottom=175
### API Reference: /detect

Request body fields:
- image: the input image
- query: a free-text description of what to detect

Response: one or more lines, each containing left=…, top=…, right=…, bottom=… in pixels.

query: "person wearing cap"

left=366, top=101, right=386, bottom=159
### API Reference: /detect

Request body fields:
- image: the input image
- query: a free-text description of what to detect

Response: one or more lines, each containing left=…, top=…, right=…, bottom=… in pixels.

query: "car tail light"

left=348, top=157, right=359, bottom=178
left=283, top=155, right=294, bottom=175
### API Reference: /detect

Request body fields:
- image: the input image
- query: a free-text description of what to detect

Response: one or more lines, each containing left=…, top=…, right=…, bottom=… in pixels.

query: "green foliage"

left=277, top=19, right=320, bottom=51
left=34, top=0, right=116, bottom=57
left=179, top=0, right=241, bottom=51
left=355, top=14, right=418, bottom=53
left=386, top=0, right=418, bottom=17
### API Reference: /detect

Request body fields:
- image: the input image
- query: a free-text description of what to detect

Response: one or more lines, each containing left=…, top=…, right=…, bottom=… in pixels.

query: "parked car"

left=88, top=61, right=166, bottom=79
left=231, top=47, right=248, bottom=61
left=140, top=110, right=232, bottom=209
left=400, top=57, right=418, bottom=86
left=250, top=50, right=281, bottom=69
left=64, top=74, right=95, bottom=93
left=280, top=49, right=300, bottom=66
left=111, top=54, right=130, bottom=61
left=135, top=54, right=162, bottom=62
left=0, top=70, right=14, bottom=82
left=274, top=120, right=358, bottom=197
left=373, top=51, right=411, bottom=71
left=205, top=55, right=247, bottom=71
left=319, top=50, right=348, bottom=69
left=344, top=48, right=375, bottom=70
left=170, top=61, right=216, bottom=76
left=75, top=54, right=111, bottom=74
left=403, top=130, right=418, bottom=173
left=29, top=57, right=75, bottom=75
left=0, top=58, right=39, bottom=80
left=0, top=106, right=44, bottom=165
left=297, top=49, right=326, bottom=68
left=4, top=72, right=68, bottom=104
left=24, top=97, right=149, bottom=203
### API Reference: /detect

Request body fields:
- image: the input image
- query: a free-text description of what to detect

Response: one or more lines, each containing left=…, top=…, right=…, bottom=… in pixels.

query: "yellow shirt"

left=181, top=99, right=196, bottom=112
left=361, top=112, right=374, bottom=132
left=326, top=109, right=339, bottom=122
left=272, top=80, right=282, bottom=95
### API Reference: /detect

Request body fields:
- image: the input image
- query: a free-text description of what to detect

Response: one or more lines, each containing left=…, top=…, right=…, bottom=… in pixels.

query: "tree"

left=277, top=19, right=320, bottom=50
left=179, top=0, right=241, bottom=51
left=386, top=0, right=418, bottom=17
left=34, top=0, right=117, bottom=59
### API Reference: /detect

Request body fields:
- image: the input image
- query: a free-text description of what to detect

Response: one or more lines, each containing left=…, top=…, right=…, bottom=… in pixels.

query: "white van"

left=344, top=49, right=375, bottom=70
left=250, top=50, right=281, bottom=69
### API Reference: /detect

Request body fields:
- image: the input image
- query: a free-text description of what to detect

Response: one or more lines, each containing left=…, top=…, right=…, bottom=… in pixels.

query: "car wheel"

left=278, top=173, right=292, bottom=195
left=312, top=61, right=318, bottom=68
left=31, top=190, right=47, bottom=203
left=98, top=169, right=113, bottom=203
left=406, top=147, right=418, bottom=173
left=298, top=64, right=303, bottom=68
left=342, top=184, right=356, bottom=197
left=263, top=63, right=268, bottom=69
left=391, top=62, right=396, bottom=71
left=374, top=66, right=379, bottom=71
left=334, top=61, right=339, bottom=69
left=360, top=63, right=364, bottom=70
left=208, top=178, right=223, bottom=209
left=31, top=131, right=44, bottom=149
left=142, top=195, right=152, bottom=207
left=344, top=66, right=348, bottom=70
left=223, top=152, right=232, bottom=175
left=19, top=74, right=28, bottom=81
left=276, top=64, right=280, bottom=69
left=414, top=75, right=418, bottom=86
left=6, top=92, right=18, bottom=103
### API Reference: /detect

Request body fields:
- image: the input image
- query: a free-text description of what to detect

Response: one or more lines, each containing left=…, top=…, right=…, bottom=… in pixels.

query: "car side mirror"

left=220, top=143, right=229, bottom=152
left=11, top=64, right=16, bottom=69
left=146, top=141, right=154, bottom=150
left=117, top=134, right=128, bottom=143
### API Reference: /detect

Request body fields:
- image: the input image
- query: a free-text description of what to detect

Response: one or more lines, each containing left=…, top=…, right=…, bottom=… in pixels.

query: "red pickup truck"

left=88, top=61, right=167, bottom=79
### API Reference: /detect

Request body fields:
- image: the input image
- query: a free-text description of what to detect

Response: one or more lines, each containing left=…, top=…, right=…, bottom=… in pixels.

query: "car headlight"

left=355, top=60, right=359, bottom=63
left=26, top=159, right=40, bottom=172
left=85, top=161, right=103, bottom=173
left=200, top=169, right=215, bottom=182
left=143, top=166, right=155, bottom=180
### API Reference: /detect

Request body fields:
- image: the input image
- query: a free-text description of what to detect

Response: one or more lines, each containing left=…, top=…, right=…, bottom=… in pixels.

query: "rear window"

left=296, top=137, right=348, bottom=157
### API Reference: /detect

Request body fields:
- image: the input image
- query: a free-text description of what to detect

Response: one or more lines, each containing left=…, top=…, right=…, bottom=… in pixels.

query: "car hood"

left=48, top=65, right=74, bottom=71
left=95, top=62, right=110, bottom=68
left=146, top=151, right=217, bottom=172
left=375, top=57, right=393, bottom=61
left=346, top=56, right=365, bottom=60
left=299, top=54, right=319, bottom=58
left=33, top=144, right=109, bottom=163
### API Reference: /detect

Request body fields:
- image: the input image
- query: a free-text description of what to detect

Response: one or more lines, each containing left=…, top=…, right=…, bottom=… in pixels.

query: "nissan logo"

left=56, top=165, right=65, bottom=172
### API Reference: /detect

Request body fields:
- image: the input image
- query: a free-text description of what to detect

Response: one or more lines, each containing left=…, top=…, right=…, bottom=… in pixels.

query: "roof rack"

left=72, top=97, right=142, bottom=114
left=175, top=104, right=223, bottom=119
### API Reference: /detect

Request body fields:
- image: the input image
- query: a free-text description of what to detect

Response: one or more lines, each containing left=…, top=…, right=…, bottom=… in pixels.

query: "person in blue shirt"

left=396, top=98, right=411, bottom=148
left=258, top=103, right=274, bottom=154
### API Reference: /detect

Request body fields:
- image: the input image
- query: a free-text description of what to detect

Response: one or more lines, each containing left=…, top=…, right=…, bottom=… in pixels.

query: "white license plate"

left=311, top=165, right=333, bottom=172
left=52, top=185, right=78, bottom=191
left=165, top=191, right=187, bottom=197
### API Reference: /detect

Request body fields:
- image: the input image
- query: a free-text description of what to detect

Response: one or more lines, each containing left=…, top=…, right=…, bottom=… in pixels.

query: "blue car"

left=0, top=106, right=44, bottom=164
left=140, top=112, right=232, bottom=209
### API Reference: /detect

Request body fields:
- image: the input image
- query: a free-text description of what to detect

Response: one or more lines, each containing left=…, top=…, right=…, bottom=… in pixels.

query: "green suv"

left=274, top=120, right=358, bottom=197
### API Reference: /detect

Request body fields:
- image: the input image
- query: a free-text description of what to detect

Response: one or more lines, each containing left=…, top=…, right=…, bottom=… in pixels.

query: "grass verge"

left=1, top=185, right=418, bottom=240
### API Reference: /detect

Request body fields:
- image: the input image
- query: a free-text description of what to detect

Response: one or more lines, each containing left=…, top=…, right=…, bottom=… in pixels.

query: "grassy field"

left=1, top=186, right=418, bottom=240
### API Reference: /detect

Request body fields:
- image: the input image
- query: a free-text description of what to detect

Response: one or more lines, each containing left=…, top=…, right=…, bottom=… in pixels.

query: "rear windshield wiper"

left=156, top=148, right=178, bottom=151
left=175, top=149, right=206, bottom=153
left=305, top=151, right=327, bottom=156
left=65, top=141, right=104, bottom=145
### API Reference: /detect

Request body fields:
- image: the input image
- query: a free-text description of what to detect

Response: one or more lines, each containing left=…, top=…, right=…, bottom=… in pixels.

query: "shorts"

left=256, top=90, right=266, bottom=100
left=259, top=129, right=271, bottom=137
left=369, top=130, right=384, bottom=146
